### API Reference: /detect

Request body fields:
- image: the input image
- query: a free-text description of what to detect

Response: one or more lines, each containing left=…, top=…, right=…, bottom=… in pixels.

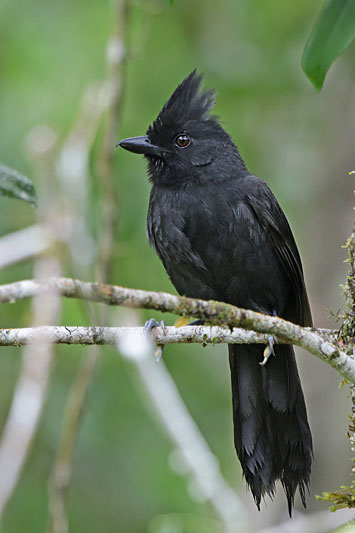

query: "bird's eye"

left=175, top=134, right=191, bottom=149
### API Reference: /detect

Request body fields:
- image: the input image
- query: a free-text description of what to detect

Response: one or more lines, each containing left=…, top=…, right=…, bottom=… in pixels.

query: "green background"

left=0, top=0, right=354, bottom=531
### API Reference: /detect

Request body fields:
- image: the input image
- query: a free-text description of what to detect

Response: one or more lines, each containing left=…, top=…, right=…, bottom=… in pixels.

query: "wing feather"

left=245, top=191, right=312, bottom=327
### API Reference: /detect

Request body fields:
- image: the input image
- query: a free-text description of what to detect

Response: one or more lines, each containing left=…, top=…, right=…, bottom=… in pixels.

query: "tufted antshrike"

left=118, top=71, right=313, bottom=515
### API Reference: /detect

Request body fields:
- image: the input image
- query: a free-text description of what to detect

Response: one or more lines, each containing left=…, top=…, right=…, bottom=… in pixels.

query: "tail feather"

left=229, top=343, right=312, bottom=515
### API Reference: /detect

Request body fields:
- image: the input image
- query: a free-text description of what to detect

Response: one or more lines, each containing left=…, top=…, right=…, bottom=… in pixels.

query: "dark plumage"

left=118, top=71, right=313, bottom=515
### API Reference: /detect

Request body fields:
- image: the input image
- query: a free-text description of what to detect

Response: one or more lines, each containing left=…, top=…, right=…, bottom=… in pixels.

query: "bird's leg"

left=259, top=310, right=277, bottom=367
left=259, top=335, right=276, bottom=366
left=144, top=319, right=166, bottom=362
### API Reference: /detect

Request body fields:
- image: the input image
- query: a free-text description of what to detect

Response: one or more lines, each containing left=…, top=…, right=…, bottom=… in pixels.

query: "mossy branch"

left=0, top=277, right=353, bottom=383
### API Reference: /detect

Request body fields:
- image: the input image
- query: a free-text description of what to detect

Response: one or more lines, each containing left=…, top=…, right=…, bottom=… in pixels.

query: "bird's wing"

left=244, top=183, right=312, bottom=327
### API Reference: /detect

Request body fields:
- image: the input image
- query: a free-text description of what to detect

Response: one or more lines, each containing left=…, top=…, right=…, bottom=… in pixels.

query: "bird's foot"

left=144, top=318, right=166, bottom=333
left=259, top=335, right=276, bottom=366
left=144, top=318, right=166, bottom=363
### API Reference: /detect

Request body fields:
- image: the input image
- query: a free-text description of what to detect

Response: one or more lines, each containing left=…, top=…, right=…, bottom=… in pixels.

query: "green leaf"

left=168, top=0, right=175, bottom=5
left=0, top=164, right=37, bottom=206
left=302, top=0, right=355, bottom=90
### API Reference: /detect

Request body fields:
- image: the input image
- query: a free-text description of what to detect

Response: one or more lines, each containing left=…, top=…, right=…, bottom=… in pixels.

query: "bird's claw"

left=259, top=335, right=276, bottom=366
left=144, top=319, right=166, bottom=363
left=144, top=318, right=166, bottom=333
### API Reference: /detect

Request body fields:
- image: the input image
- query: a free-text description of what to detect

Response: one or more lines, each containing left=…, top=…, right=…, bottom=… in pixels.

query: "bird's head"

left=117, top=71, right=246, bottom=186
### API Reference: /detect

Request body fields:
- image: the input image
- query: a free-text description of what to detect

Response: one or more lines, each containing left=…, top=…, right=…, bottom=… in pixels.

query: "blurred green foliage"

left=0, top=164, right=37, bottom=205
left=302, top=0, right=355, bottom=90
left=0, top=1, right=354, bottom=532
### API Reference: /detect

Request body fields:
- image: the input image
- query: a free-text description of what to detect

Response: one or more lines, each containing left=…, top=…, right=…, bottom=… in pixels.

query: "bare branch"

left=0, top=276, right=352, bottom=382
left=0, top=319, right=352, bottom=383
left=0, top=325, right=280, bottom=346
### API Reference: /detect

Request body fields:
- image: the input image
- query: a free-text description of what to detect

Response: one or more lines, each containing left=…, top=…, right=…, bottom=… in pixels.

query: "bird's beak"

left=116, top=136, right=168, bottom=157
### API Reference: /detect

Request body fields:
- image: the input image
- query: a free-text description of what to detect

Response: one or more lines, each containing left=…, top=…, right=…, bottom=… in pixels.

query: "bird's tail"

left=228, top=344, right=312, bottom=516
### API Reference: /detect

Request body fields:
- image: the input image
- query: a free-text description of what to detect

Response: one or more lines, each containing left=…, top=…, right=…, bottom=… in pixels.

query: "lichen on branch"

left=0, top=276, right=353, bottom=383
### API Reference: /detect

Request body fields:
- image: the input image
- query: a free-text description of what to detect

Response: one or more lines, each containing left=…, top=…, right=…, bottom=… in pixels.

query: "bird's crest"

left=147, top=70, right=216, bottom=137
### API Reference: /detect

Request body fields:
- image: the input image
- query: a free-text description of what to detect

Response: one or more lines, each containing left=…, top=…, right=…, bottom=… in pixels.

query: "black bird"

left=118, top=71, right=313, bottom=515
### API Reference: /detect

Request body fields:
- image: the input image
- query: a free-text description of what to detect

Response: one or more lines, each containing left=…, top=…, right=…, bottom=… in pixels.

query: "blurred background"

left=0, top=0, right=354, bottom=531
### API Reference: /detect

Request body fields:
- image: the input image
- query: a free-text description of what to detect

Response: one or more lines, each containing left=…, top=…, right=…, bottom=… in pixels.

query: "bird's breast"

left=146, top=182, right=289, bottom=313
